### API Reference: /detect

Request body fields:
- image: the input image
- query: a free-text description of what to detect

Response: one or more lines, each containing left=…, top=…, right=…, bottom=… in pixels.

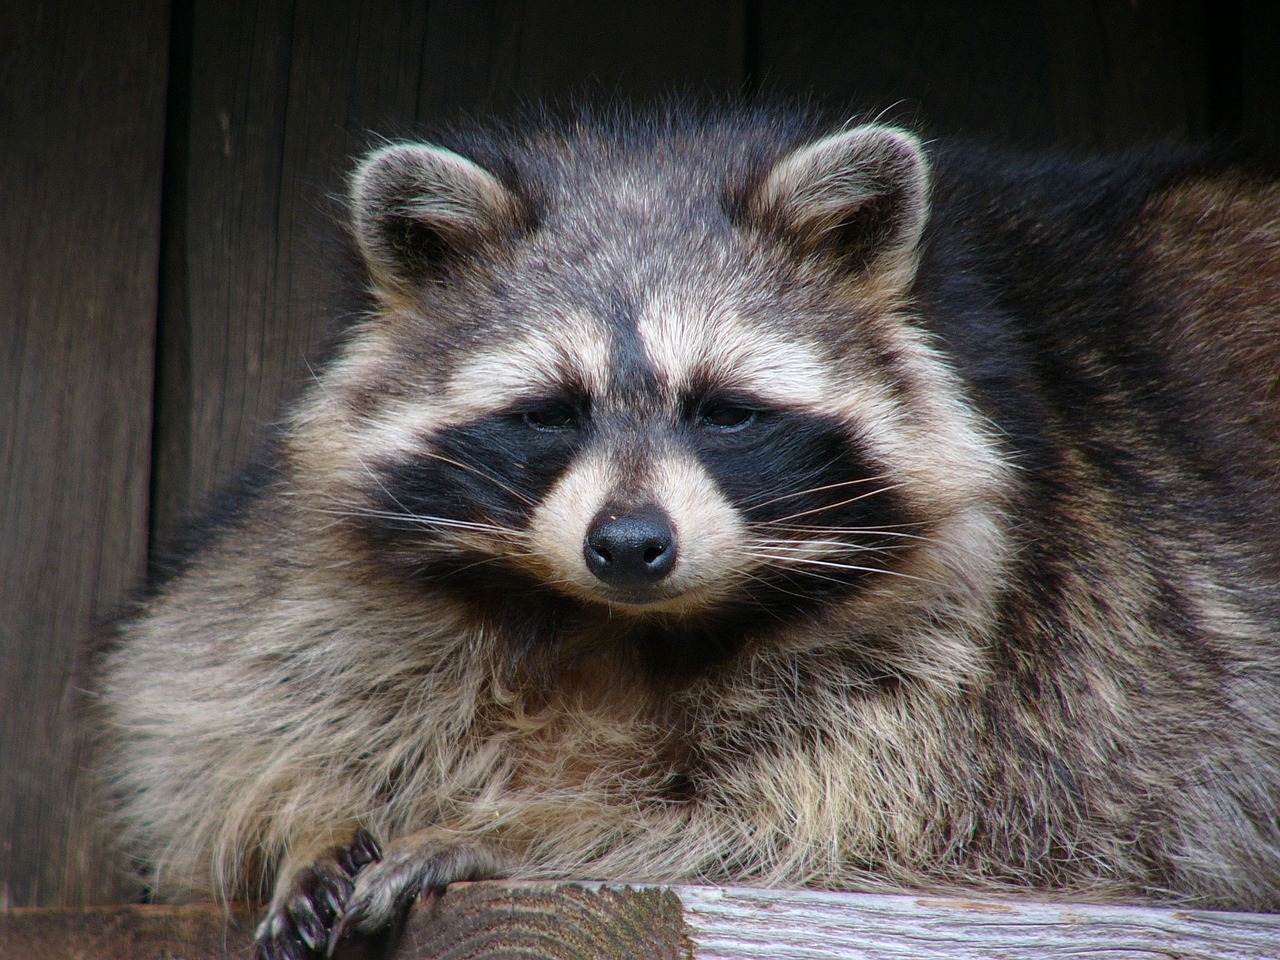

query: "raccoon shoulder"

left=919, top=144, right=1280, bottom=508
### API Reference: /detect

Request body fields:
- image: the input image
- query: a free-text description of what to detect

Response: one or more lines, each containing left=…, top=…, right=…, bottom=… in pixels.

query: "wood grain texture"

left=1238, top=0, right=1280, bottom=145
left=402, top=883, right=694, bottom=960
left=0, top=0, right=168, bottom=908
left=402, top=884, right=1280, bottom=960
left=419, top=0, right=745, bottom=121
left=0, top=904, right=257, bottom=960
left=677, top=886, right=1280, bottom=960
left=752, top=0, right=1211, bottom=146
left=3, top=884, right=1277, bottom=959
left=152, top=0, right=430, bottom=546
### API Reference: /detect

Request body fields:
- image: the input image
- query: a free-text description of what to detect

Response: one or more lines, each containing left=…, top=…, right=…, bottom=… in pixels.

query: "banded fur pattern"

left=95, top=106, right=1280, bottom=954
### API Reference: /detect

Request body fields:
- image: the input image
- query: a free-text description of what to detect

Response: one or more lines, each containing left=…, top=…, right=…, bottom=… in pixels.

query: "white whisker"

left=743, top=474, right=895, bottom=512
left=728, top=568, right=822, bottom=608
left=752, top=538, right=901, bottom=553
left=416, top=450, right=538, bottom=507
left=301, top=503, right=528, bottom=540
left=765, top=482, right=909, bottom=525
left=747, top=552, right=937, bottom=585
left=756, top=521, right=930, bottom=537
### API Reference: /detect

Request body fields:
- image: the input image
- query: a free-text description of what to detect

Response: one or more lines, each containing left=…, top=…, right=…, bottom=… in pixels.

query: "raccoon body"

left=97, top=106, right=1280, bottom=955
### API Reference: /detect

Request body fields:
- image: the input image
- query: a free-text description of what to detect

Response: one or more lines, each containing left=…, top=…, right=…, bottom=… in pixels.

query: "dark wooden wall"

left=2, top=0, right=1274, bottom=909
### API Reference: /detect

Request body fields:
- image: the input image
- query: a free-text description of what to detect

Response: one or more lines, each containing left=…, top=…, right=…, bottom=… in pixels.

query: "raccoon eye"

left=696, top=400, right=758, bottom=432
left=521, top=402, right=580, bottom=431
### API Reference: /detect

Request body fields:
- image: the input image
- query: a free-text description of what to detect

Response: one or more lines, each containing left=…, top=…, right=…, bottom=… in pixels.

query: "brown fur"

left=95, top=108, right=1280, bottom=952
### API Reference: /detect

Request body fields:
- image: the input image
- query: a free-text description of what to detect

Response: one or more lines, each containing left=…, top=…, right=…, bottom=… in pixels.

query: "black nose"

left=583, top=504, right=678, bottom=587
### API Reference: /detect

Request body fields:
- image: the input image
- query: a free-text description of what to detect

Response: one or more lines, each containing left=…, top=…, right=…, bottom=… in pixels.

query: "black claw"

left=289, top=895, right=327, bottom=952
left=303, top=867, right=352, bottom=926
left=257, top=831, right=396, bottom=960
left=254, top=932, right=314, bottom=960
left=321, top=874, right=353, bottom=919
left=345, top=828, right=383, bottom=872
left=254, top=833, right=385, bottom=960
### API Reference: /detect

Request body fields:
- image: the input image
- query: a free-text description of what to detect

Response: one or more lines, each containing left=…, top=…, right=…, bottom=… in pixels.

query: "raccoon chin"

left=578, top=582, right=731, bottom=616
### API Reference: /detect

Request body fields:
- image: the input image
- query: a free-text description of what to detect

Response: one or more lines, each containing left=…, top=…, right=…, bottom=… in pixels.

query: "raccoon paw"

left=332, top=836, right=506, bottom=941
left=253, top=828, right=383, bottom=960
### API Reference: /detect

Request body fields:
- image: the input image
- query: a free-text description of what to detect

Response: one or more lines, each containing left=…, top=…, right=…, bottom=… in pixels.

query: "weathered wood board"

left=0, top=0, right=169, bottom=909
left=2, top=884, right=1278, bottom=959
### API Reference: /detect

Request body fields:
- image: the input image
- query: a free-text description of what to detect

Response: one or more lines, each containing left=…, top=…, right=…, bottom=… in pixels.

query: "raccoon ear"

left=746, top=125, right=930, bottom=289
left=349, top=143, right=523, bottom=295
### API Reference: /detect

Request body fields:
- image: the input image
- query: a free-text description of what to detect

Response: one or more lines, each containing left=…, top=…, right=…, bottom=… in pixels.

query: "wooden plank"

left=4, top=886, right=1276, bottom=959
left=418, top=0, right=746, bottom=121
left=1037, top=1, right=1211, bottom=144
left=398, top=884, right=1280, bottom=960
left=1238, top=0, right=1280, bottom=145
left=152, top=0, right=429, bottom=545
left=402, top=884, right=694, bottom=959
left=674, top=886, right=1280, bottom=960
left=0, top=0, right=169, bottom=907
left=0, top=904, right=257, bottom=960
left=751, top=0, right=1211, bottom=145
left=0, top=902, right=395, bottom=960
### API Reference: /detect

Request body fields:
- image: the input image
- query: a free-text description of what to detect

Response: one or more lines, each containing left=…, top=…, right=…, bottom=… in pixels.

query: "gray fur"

left=95, top=107, right=1280, bottom=950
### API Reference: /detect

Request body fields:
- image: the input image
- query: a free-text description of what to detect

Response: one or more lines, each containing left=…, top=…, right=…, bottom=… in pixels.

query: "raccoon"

left=96, top=105, right=1280, bottom=959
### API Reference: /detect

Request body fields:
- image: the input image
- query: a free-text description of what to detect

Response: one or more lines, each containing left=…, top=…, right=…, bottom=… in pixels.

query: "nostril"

left=583, top=504, right=678, bottom=588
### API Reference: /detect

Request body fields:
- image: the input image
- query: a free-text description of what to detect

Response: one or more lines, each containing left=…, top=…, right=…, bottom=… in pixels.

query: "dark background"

left=2, top=0, right=1276, bottom=908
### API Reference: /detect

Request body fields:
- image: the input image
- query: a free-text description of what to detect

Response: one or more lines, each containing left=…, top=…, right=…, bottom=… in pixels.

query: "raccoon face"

left=306, top=117, right=1008, bottom=672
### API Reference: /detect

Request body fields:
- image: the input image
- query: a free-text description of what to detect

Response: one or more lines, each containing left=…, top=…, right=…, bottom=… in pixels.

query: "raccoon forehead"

left=442, top=310, right=614, bottom=416
left=636, top=294, right=834, bottom=406
left=440, top=298, right=838, bottom=418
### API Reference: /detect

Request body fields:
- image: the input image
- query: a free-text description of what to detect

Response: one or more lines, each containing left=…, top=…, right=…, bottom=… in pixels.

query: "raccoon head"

left=303, top=116, right=1008, bottom=680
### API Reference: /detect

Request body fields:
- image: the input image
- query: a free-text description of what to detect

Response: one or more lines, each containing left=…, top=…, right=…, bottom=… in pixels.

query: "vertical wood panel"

left=152, top=0, right=430, bottom=545
left=419, top=0, right=745, bottom=120
left=753, top=0, right=1211, bottom=146
left=0, top=0, right=169, bottom=906
left=1239, top=0, right=1280, bottom=145
left=1038, top=1, right=1210, bottom=144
